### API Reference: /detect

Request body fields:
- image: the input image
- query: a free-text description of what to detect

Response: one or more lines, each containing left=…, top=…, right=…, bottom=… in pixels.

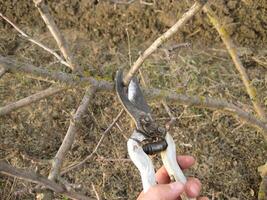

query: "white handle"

left=127, top=130, right=156, bottom=193
left=161, top=133, right=195, bottom=200
left=128, top=131, right=196, bottom=199
left=160, top=133, right=187, bottom=183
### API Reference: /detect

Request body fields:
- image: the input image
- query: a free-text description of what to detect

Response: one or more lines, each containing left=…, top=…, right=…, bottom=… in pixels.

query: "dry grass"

left=1, top=29, right=266, bottom=199
left=1, top=1, right=267, bottom=199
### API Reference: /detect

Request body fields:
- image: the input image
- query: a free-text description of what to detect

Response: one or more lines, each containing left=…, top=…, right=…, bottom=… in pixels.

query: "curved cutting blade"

left=115, top=70, right=149, bottom=130
left=128, top=76, right=150, bottom=114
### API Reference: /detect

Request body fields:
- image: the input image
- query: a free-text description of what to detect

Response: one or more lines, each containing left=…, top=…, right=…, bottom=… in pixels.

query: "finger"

left=138, top=182, right=184, bottom=200
left=155, top=166, right=170, bottom=184
left=156, top=155, right=195, bottom=184
left=184, top=177, right=202, bottom=198
left=197, top=197, right=209, bottom=200
left=177, top=155, right=195, bottom=170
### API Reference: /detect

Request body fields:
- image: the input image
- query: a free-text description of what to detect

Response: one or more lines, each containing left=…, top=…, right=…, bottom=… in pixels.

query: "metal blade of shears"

left=115, top=70, right=151, bottom=130
left=128, top=76, right=150, bottom=114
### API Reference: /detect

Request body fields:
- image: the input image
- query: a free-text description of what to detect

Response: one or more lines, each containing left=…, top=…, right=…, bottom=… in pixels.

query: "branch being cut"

left=1, top=57, right=266, bottom=139
left=0, top=161, right=90, bottom=200
left=48, top=87, right=96, bottom=181
left=203, top=4, right=266, bottom=120
left=0, top=13, right=70, bottom=68
left=123, top=0, right=207, bottom=85
left=0, top=86, right=65, bottom=116
left=33, top=0, right=80, bottom=73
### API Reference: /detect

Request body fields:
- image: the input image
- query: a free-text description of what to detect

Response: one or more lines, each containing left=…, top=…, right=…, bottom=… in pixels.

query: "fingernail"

left=169, top=182, right=184, bottom=191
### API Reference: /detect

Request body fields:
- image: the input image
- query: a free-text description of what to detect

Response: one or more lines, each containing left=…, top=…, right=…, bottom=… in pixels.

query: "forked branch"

left=33, top=0, right=80, bottom=73
left=48, top=87, right=96, bottom=181
left=0, top=13, right=70, bottom=68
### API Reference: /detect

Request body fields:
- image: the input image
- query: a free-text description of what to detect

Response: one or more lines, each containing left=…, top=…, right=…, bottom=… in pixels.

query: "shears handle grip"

left=128, top=131, right=195, bottom=200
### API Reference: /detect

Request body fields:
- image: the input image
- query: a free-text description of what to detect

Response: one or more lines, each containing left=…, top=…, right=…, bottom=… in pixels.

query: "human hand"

left=137, top=155, right=208, bottom=200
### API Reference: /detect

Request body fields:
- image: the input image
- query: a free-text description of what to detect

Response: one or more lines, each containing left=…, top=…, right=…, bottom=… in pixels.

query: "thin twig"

left=123, top=0, right=207, bottom=85
left=126, top=28, right=132, bottom=66
left=252, top=56, right=267, bottom=69
left=0, top=12, right=70, bottom=68
left=0, top=161, right=91, bottom=200
left=96, top=158, right=131, bottom=162
left=140, top=0, right=154, bottom=6
left=161, top=100, right=176, bottom=131
left=48, top=87, right=96, bottom=181
left=61, top=109, right=124, bottom=174
left=110, top=0, right=135, bottom=4
left=203, top=4, right=266, bottom=120
left=0, top=86, right=65, bottom=116
left=33, top=0, right=80, bottom=73
left=126, top=28, right=147, bottom=87
left=91, top=183, right=100, bottom=200
left=57, top=177, right=81, bottom=192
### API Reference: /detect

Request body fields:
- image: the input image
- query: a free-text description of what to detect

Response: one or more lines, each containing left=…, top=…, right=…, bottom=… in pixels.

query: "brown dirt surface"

left=1, top=1, right=267, bottom=200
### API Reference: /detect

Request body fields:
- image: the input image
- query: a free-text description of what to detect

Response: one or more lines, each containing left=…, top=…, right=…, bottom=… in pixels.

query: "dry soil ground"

left=1, top=1, right=267, bottom=200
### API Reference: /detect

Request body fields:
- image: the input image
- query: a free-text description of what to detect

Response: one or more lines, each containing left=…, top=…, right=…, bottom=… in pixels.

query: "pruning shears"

left=115, top=70, right=193, bottom=200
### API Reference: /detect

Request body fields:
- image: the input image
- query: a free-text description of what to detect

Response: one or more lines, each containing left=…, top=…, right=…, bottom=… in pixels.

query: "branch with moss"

left=144, top=88, right=267, bottom=139
left=0, top=56, right=112, bottom=90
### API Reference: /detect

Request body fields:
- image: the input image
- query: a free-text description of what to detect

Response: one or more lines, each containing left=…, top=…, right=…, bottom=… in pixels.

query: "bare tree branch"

left=33, top=0, right=80, bottom=73
left=0, top=12, right=70, bottom=68
left=123, top=0, right=207, bottom=85
left=0, top=86, right=65, bottom=116
left=162, top=100, right=176, bottom=131
left=0, top=161, right=91, bottom=200
left=0, top=56, right=112, bottom=90
left=48, top=87, right=96, bottom=181
left=61, top=109, right=124, bottom=175
left=110, top=0, right=135, bottom=4
left=203, top=4, right=266, bottom=120
left=145, top=88, right=267, bottom=140
left=1, top=57, right=266, bottom=139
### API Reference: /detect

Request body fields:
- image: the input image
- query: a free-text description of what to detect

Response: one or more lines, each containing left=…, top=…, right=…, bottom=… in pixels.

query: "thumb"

left=139, top=182, right=184, bottom=200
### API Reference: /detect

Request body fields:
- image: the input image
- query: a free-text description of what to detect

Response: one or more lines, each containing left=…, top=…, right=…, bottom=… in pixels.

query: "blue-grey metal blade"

left=128, top=77, right=151, bottom=114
